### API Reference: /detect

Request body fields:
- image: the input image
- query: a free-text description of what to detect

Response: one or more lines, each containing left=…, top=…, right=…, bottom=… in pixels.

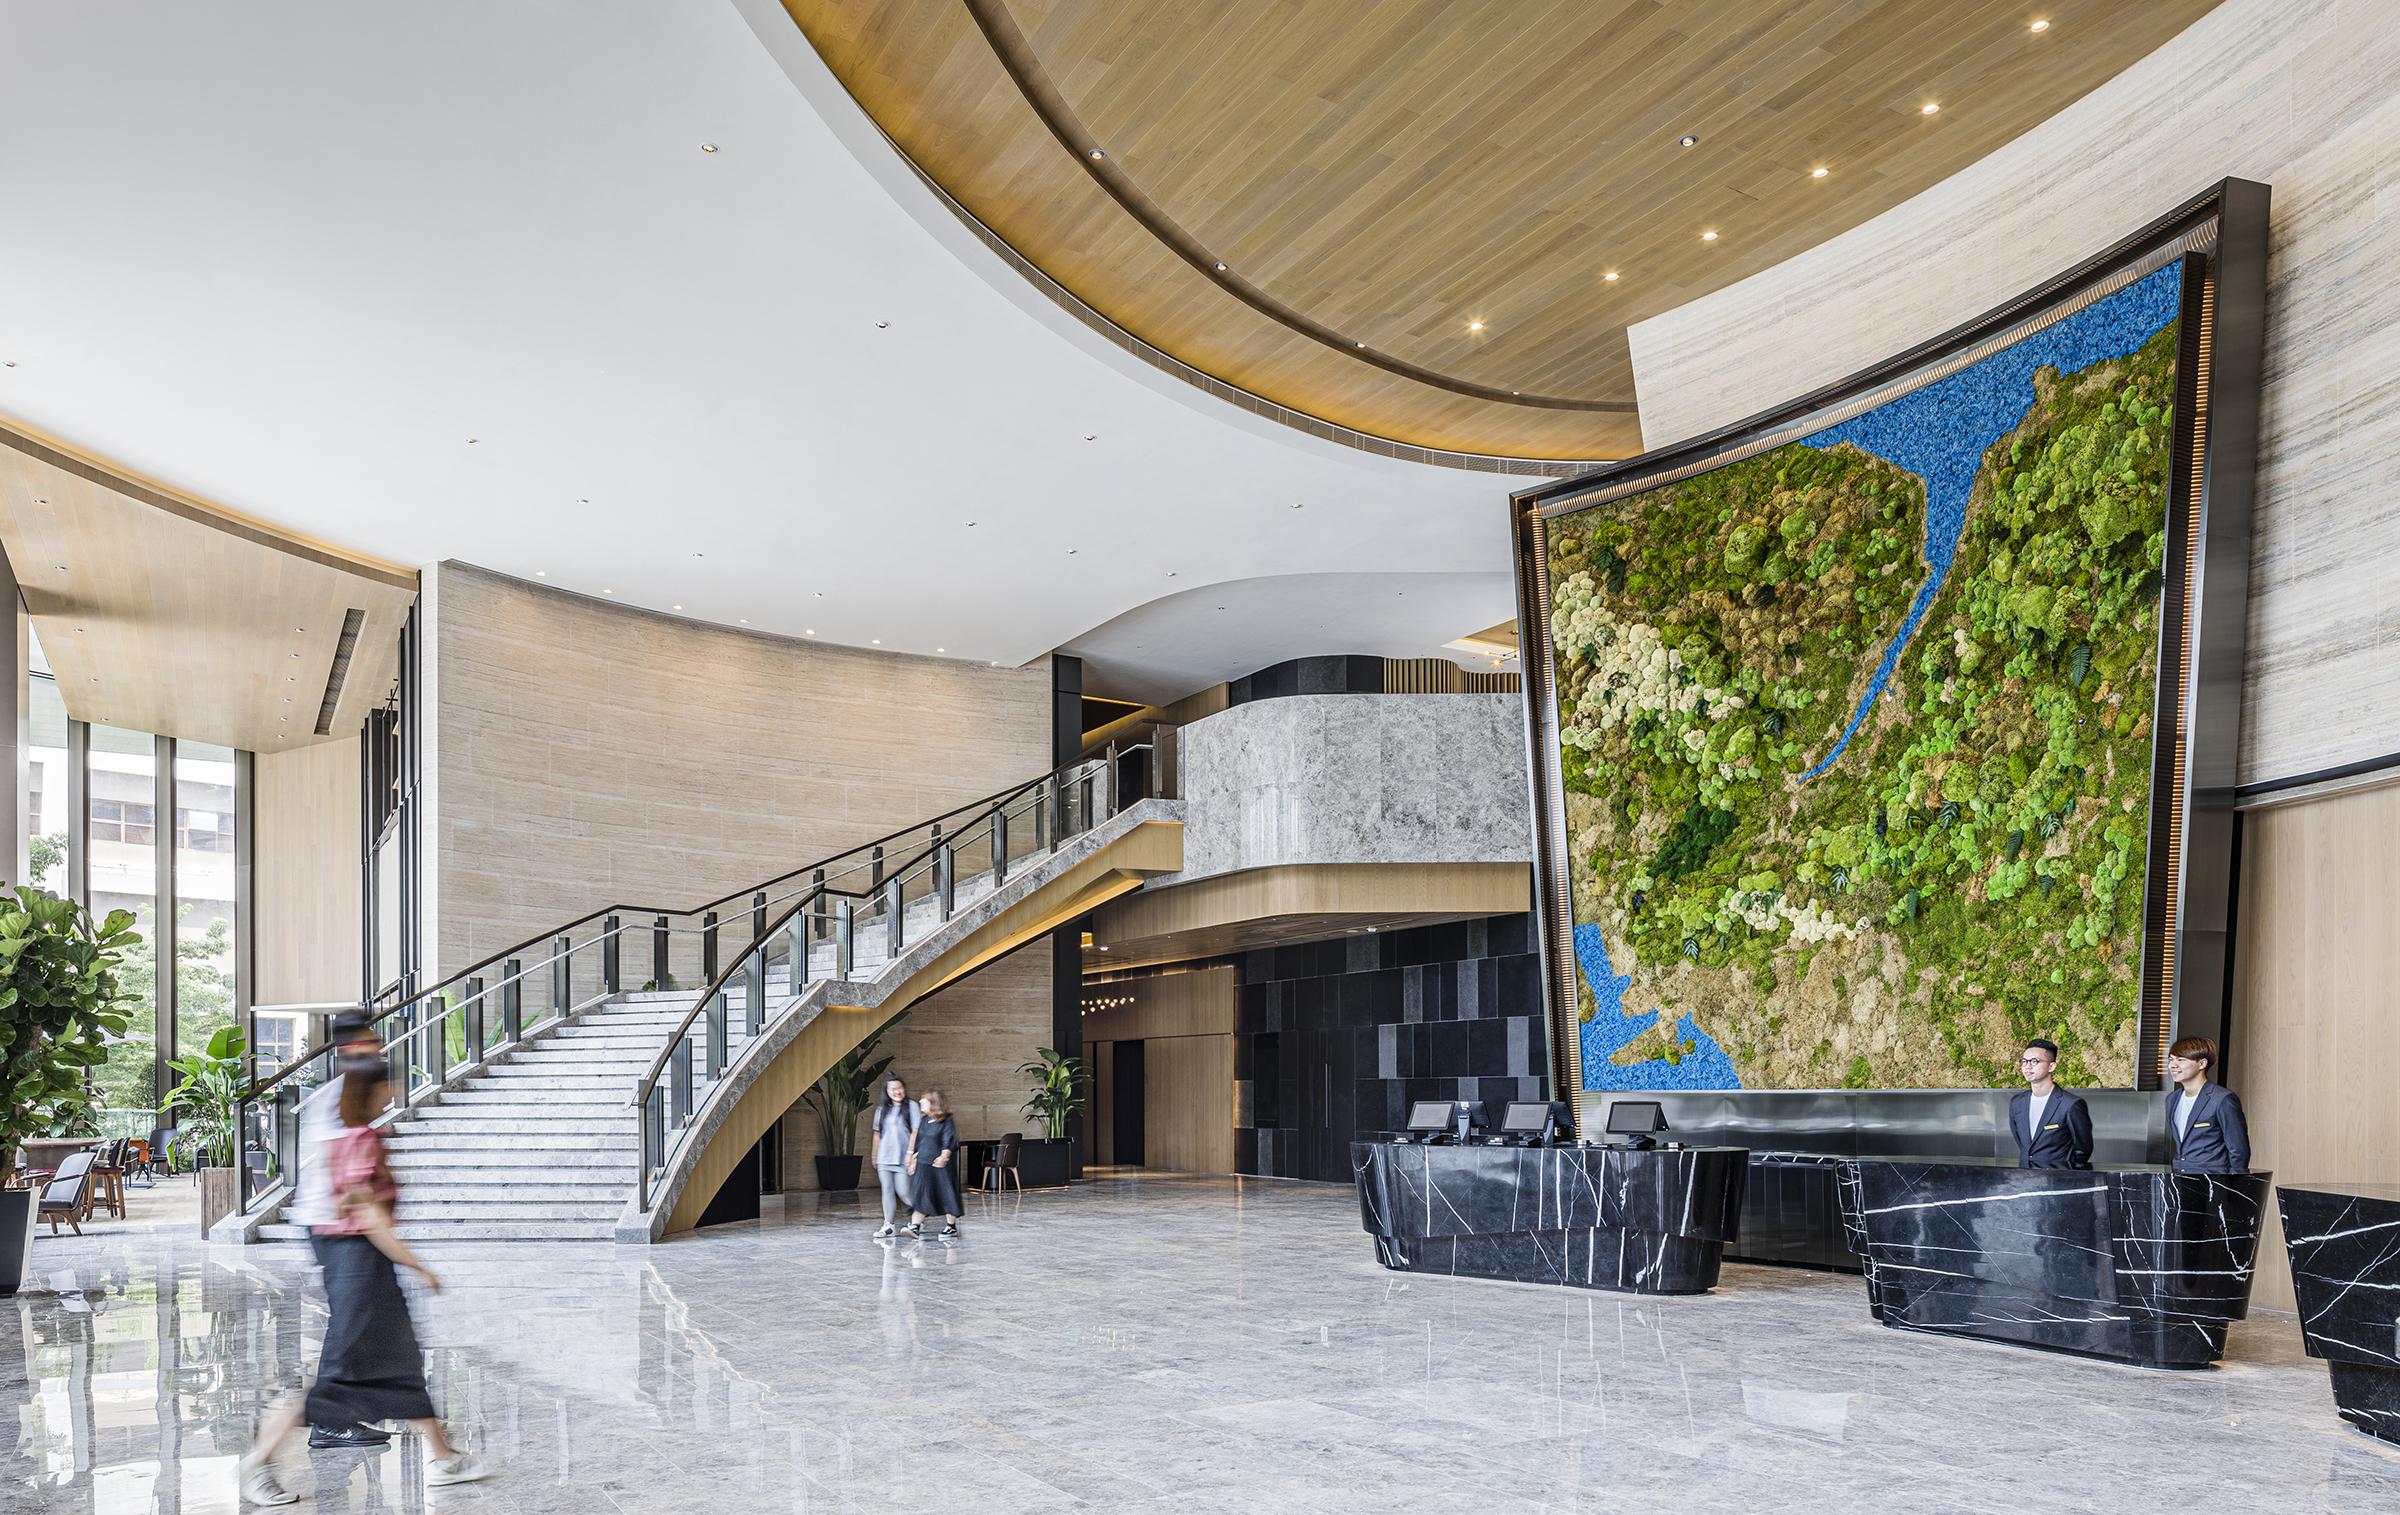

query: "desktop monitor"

left=1604, top=1100, right=1667, bottom=1138
left=1405, top=1101, right=1455, bottom=1134
left=1500, top=1101, right=1552, bottom=1134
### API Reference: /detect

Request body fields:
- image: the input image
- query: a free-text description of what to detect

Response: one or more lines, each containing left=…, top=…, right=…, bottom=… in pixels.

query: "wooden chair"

left=980, top=1132, right=1024, bottom=1193
left=40, top=1152, right=97, bottom=1235
left=90, top=1139, right=129, bottom=1219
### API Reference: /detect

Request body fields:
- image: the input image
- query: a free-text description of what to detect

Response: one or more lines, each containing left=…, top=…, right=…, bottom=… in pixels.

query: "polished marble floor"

left=7, top=1172, right=2399, bottom=1514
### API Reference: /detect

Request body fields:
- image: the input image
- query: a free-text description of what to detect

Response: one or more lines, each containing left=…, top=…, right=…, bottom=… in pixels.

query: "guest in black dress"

left=905, top=1089, right=964, bottom=1240
left=237, top=1060, right=493, bottom=1505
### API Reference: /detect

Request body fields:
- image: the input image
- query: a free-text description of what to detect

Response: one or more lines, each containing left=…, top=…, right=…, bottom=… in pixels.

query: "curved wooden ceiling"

left=785, top=0, right=2221, bottom=459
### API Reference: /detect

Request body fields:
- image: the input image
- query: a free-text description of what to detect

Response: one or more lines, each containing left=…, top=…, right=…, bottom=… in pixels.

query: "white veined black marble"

left=1351, top=1140, right=1747, bottom=1295
left=1837, top=1160, right=2268, bottom=1367
left=2278, top=1183, right=2400, bottom=1446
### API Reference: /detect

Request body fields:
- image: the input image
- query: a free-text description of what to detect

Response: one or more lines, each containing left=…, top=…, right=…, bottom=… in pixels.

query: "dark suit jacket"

left=2008, top=1087, right=2094, bottom=1170
left=2165, top=1082, right=2250, bottom=1173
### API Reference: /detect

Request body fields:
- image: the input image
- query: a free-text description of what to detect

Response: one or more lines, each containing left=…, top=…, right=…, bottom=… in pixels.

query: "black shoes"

left=309, top=1424, right=393, bottom=1449
left=939, top=1224, right=960, bottom=1240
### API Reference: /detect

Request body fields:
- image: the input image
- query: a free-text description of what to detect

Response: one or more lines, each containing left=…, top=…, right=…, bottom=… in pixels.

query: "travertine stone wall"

left=1624, top=0, right=2400, bottom=783
left=422, top=562, right=1055, bottom=1188
left=1177, top=694, right=1531, bottom=880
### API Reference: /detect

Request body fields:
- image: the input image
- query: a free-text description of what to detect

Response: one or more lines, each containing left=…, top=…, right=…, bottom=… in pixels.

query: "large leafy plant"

left=800, top=1011, right=908, bottom=1158
left=1018, top=1048, right=1087, bottom=1141
left=162, top=1025, right=248, bottom=1169
left=0, top=887, right=138, bottom=1183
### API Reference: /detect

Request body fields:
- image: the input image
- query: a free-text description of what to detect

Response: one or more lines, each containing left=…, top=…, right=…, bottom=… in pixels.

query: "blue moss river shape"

left=1576, top=260, right=2187, bottom=1092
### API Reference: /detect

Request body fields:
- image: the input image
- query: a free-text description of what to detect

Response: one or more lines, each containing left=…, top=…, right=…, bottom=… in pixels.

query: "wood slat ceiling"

left=788, top=0, right=2222, bottom=459
left=0, top=422, right=417, bottom=753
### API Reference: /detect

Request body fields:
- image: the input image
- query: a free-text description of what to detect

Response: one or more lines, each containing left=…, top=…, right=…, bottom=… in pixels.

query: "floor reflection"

left=6, top=1174, right=2400, bottom=1514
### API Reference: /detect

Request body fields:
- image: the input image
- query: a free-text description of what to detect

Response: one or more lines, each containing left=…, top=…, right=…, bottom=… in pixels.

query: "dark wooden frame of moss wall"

left=1509, top=178, right=2271, bottom=1131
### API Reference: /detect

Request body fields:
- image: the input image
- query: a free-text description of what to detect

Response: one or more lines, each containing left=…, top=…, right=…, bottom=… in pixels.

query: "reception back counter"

left=1352, top=1140, right=1748, bottom=1295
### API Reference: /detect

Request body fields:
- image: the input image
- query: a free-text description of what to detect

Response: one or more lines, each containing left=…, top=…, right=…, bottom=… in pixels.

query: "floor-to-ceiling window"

left=22, top=632, right=249, bottom=1126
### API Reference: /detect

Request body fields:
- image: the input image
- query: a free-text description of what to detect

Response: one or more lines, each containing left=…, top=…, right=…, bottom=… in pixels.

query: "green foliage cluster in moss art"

left=1550, top=264, right=2184, bottom=1091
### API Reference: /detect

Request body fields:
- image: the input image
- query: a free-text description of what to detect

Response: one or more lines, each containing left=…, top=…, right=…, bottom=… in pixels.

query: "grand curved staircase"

left=232, top=751, right=1182, bottom=1245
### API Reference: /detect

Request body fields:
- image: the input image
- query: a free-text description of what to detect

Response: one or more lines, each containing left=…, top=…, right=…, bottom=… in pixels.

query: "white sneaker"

left=426, top=1452, right=492, bottom=1487
left=239, top=1459, right=299, bottom=1506
left=873, top=1224, right=896, bottom=1238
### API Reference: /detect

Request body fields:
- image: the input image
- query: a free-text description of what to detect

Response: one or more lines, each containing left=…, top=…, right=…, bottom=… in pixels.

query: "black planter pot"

left=1, top=1187, right=36, bottom=1297
left=813, top=1154, right=865, bottom=1191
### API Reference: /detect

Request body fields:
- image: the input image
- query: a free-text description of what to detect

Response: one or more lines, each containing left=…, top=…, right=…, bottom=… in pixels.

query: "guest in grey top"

left=870, top=1077, right=921, bottom=1238
left=2164, top=1035, right=2250, bottom=1174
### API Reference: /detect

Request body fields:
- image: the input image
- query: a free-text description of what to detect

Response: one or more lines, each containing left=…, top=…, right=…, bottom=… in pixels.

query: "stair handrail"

left=630, top=742, right=1153, bottom=1213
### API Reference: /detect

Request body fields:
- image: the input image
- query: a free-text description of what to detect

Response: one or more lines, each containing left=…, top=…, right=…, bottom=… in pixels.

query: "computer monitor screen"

left=1604, top=1100, right=1667, bottom=1136
left=1406, top=1101, right=1454, bottom=1132
left=1500, top=1101, right=1552, bottom=1133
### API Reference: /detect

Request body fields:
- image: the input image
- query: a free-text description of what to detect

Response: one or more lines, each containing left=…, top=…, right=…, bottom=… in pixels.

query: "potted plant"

left=0, top=887, right=138, bottom=1295
left=799, top=1012, right=907, bottom=1191
left=1019, top=1048, right=1088, bottom=1142
left=162, top=1025, right=249, bottom=1234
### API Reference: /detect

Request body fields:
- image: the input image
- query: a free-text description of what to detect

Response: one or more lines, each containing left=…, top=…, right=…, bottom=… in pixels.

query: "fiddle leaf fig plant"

left=0, top=886, right=139, bottom=1185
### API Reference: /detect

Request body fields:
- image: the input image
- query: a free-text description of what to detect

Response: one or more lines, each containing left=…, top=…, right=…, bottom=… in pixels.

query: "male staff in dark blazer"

left=2008, top=1038, right=2093, bottom=1169
left=2164, top=1035, right=2251, bottom=1173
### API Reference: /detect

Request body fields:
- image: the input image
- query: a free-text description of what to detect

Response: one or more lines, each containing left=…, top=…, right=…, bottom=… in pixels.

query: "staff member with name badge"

left=2164, top=1035, right=2250, bottom=1173
left=2008, top=1038, right=2093, bottom=1170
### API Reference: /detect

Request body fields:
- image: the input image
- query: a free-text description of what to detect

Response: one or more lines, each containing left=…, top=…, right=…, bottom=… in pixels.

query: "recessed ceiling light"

left=34, top=498, right=45, bottom=505
left=289, top=651, right=301, bottom=658
left=871, top=639, right=881, bottom=645
left=1166, top=571, right=1177, bottom=577
left=1354, top=340, right=1366, bottom=348
left=1213, top=261, right=1227, bottom=272
left=535, top=570, right=546, bottom=577
left=966, top=520, right=977, bottom=527
left=578, top=498, right=589, bottom=505
left=1292, top=502, right=1304, bottom=509
left=814, top=592, right=824, bottom=598
left=936, top=647, right=945, bottom=653
left=672, top=604, right=684, bottom=611
left=1701, top=229, right=1719, bottom=242
left=1678, top=134, right=1698, bottom=148
left=701, top=143, right=718, bottom=153
left=1921, top=102, right=1940, bottom=115
left=739, top=618, right=750, bottom=625
left=54, top=564, right=66, bottom=572
left=287, top=676, right=296, bottom=683
left=1467, top=320, right=1484, bottom=332
left=876, top=320, right=889, bottom=329
left=602, top=589, right=614, bottom=595
left=692, top=552, right=704, bottom=559
left=1067, top=548, right=1078, bottom=555
left=2, top=360, right=13, bottom=368
left=293, top=627, right=305, bottom=634
left=1811, top=166, right=1829, bottom=178
left=282, top=697, right=292, bottom=703
left=88, top=677, right=98, bottom=684
left=1083, top=434, right=1097, bottom=441
left=467, top=437, right=478, bottom=444
left=1088, top=147, right=1106, bottom=160
left=805, top=629, right=816, bottom=636
left=74, top=627, right=84, bottom=634
left=2030, top=18, right=2050, bottom=32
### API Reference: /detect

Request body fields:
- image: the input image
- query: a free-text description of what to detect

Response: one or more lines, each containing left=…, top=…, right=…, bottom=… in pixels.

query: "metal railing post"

left=702, top=910, right=719, bottom=983
left=1105, top=741, right=1120, bottom=815
left=745, top=951, right=766, bottom=1037
left=1050, top=770, right=1067, bottom=843
left=751, top=890, right=767, bottom=945
left=652, top=914, right=670, bottom=988
left=1034, top=784, right=1049, bottom=850
left=501, top=957, right=522, bottom=1044
left=671, top=1038, right=694, bottom=1130
left=273, top=1084, right=299, bottom=1192
left=936, top=840, right=955, bottom=919
left=993, top=806, right=1010, bottom=886
left=809, top=870, right=826, bottom=938
left=787, top=907, right=809, bottom=987
left=706, top=988, right=727, bottom=1078
left=466, top=988, right=486, bottom=1065
left=870, top=844, right=885, bottom=893
left=836, top=898, right=854, bottom=978
left=885, top=876, right=904, bottom=958
left=551, top=935, right=569, bottom=1018
left=603, top=915, right=622, bottom=994
left=641, top=1087, right=663, bottom=1208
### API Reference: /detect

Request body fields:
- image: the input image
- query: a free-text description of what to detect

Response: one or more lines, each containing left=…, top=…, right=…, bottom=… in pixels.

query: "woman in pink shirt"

left=238, top=1059, right=491, bottom=1504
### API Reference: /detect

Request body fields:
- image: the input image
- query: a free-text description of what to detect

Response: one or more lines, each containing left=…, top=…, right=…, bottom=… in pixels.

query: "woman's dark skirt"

left=306, top=1233, right=436, bottom=1427
left=913, top=1162, right=962, bottom=1218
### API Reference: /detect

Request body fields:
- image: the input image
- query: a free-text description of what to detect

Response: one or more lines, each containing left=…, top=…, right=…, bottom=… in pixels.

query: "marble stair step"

left=397, top=1115, right=630, bottom=1136
left=389, top=1130, right=636, bottom=1152
left=403, top=1198, right=624, bottom=1221
left=435, top=1090, right=625, bottom=1109
left=396, top=1219, right=617, bottom=1242
left=388, top=1146, right=627, bottom=1170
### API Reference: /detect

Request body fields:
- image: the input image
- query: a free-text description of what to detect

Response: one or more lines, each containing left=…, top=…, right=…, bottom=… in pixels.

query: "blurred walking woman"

left=870, top=1075, right=921, bottom=1239
left=239, top=1058, right=491, bottom=1504
left=905, top=1089, right=963, bottom=1240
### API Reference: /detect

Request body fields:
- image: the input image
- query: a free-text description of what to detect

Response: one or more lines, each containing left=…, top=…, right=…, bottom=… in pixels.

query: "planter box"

left=0, top=1188, right=34, bottom=1296
left=964, top=1136, right=1072, bottom=1191
left=813, top=1154, right=865, bottom=1192
left=198, top=1168, right=239, bottom=1237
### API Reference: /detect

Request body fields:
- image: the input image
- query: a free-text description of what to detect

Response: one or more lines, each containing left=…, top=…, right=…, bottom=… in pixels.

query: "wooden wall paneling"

left=2234, top=780, right=2400, bottom=1313
left=1143, top=1031, right=1234, bottom=1176
left=253, top=735, right=363, bottom=1006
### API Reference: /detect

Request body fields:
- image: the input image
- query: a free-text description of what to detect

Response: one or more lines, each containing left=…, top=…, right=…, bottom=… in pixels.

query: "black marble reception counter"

left=1836, top=1159, right=2269, bottom=1367
left=2278, top=1183, right=2400, bottom=1445
left=1352, top=1140, right=1747, bottom=1295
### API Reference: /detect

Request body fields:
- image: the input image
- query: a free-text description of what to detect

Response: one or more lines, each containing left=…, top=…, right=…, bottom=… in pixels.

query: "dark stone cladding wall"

left=1233, top=914, right=1548, bottom=1183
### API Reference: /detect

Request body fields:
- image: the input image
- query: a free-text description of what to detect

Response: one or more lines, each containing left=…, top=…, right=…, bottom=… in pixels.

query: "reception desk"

left=1352, top=1140, right=1747, bottom=1295
left=1838, top=1159, right=2269, bottom=1368
left=2277, top=1183, right=2400, bottom=1445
